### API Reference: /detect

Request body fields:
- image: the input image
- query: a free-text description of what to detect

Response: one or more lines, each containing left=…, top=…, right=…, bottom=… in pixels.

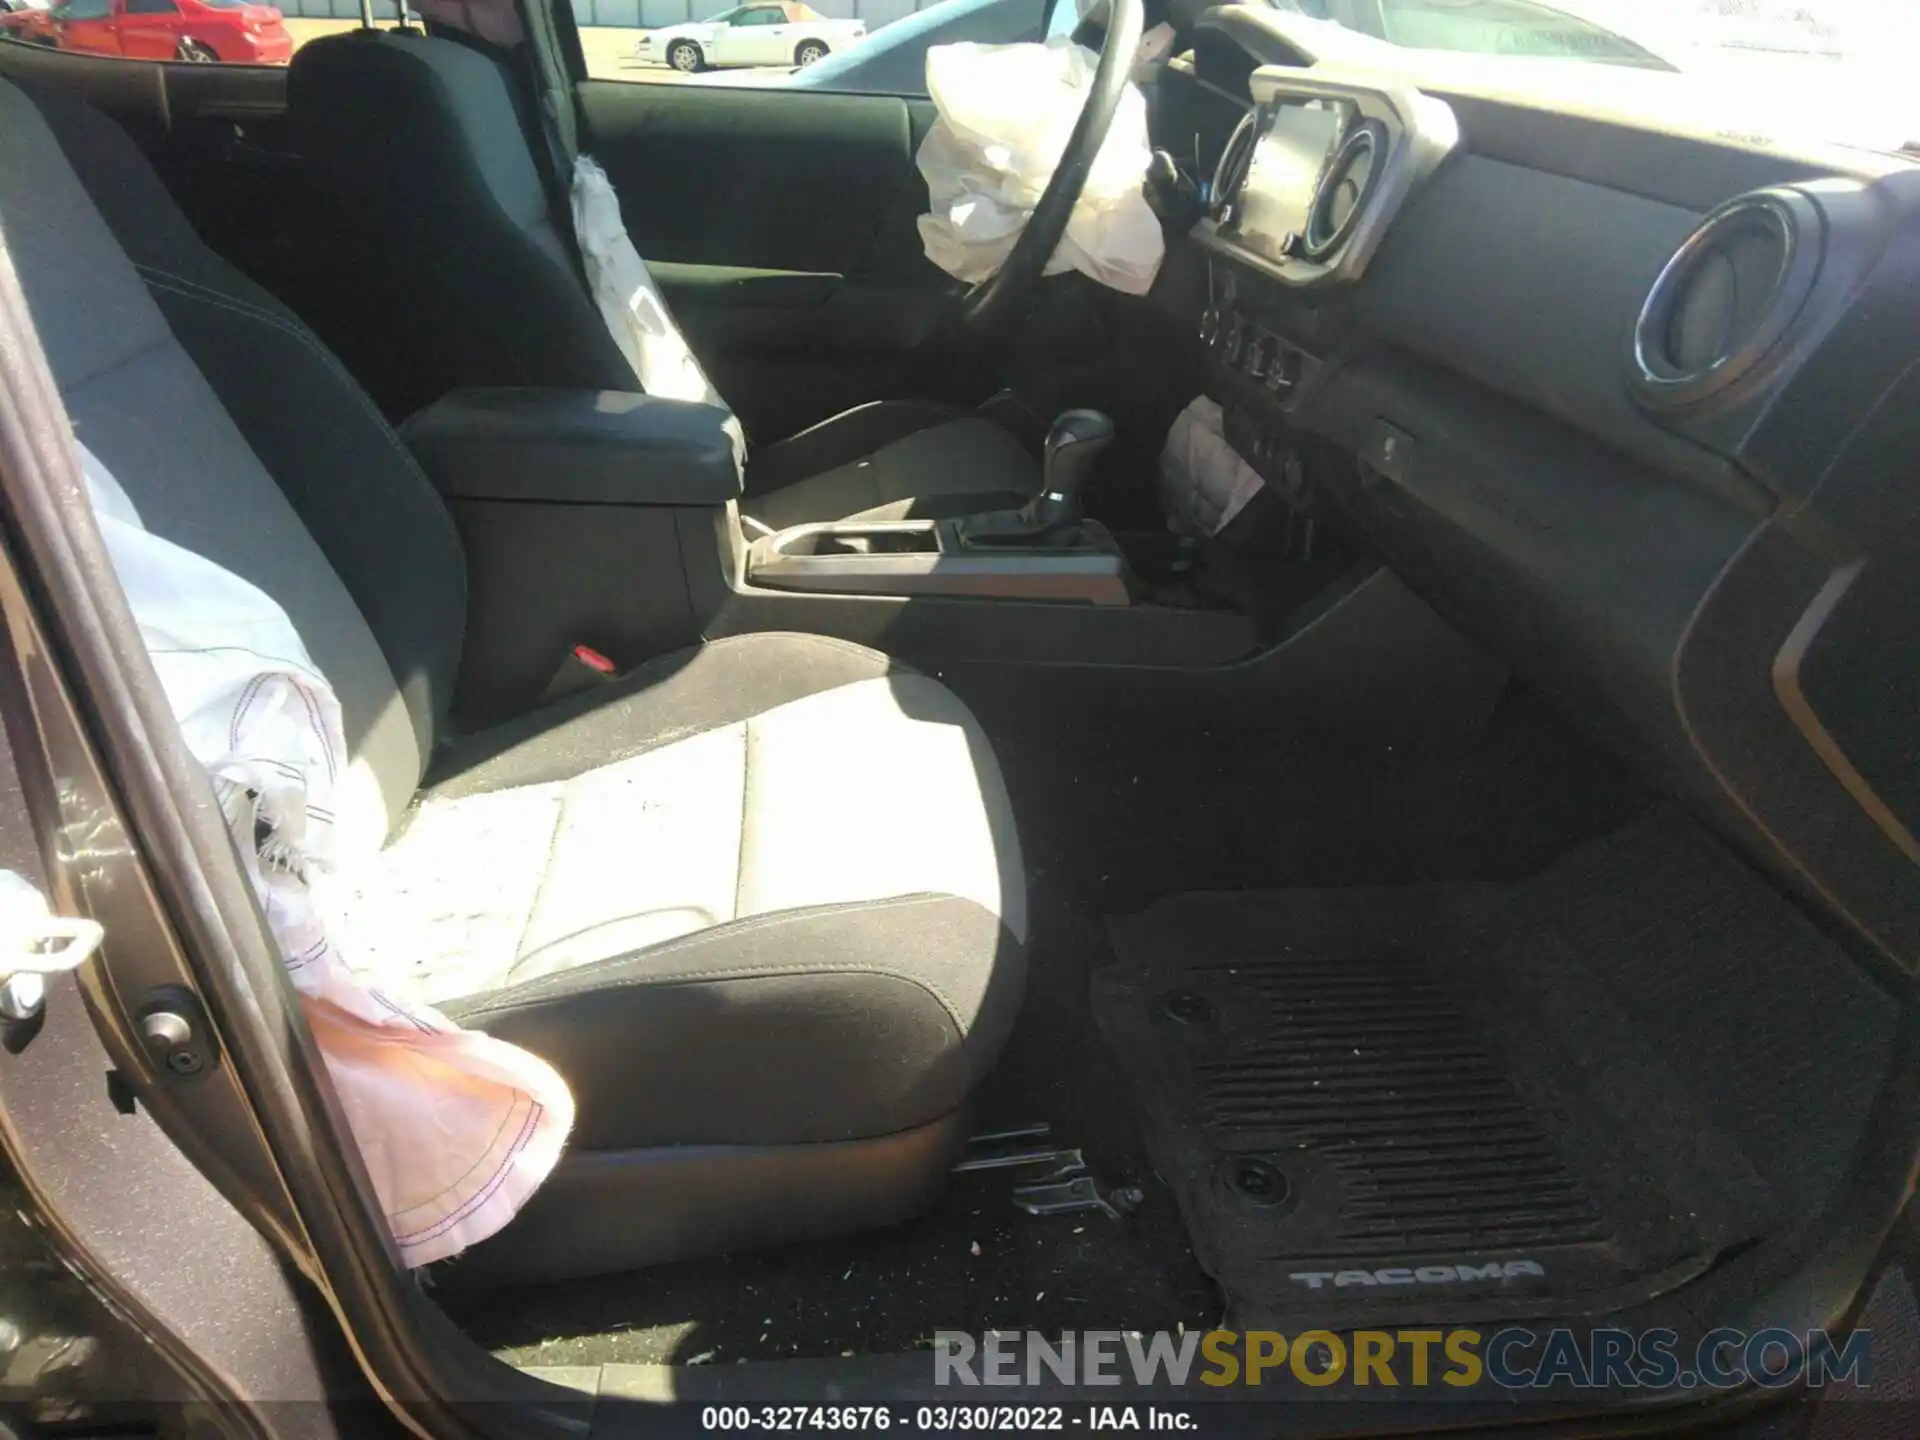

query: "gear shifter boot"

left=955, top=408, right=1116, bottom=547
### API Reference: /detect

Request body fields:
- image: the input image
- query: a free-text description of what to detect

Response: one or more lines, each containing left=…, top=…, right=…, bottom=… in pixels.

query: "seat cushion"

left=323, top=633, right=1027, bottom=1150
left=743, top=410, right=1038, bottom=531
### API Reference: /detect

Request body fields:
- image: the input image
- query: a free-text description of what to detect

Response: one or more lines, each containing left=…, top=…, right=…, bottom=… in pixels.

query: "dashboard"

left=1150, top=6, right=1920, bottom=975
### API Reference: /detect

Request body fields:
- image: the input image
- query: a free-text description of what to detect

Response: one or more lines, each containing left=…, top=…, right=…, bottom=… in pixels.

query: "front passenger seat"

left=9, top=77, right=1027, bottom=1282
left=287, top=30, right=1040, bottom=531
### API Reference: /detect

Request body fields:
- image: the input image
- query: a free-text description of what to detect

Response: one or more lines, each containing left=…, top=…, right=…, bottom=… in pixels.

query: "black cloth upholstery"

left=289, top=30, right=634, bottom=421
left=742, top=408, right=1038, bottom=531
left=428, top=629, right=899, bottom=794
left=743, top=399, right=976, bottom=499
left=418, top=633, right=1025, bottom=1153
left=426, top=631, right=1027, bottom=1152
left=444, top=893, right=1023, bottom=1149
left=11, top=80, right=1029, bottom=1270
left=31, top=83, right=469, bottom=758
left=286, top=31, right=1042, bottom=527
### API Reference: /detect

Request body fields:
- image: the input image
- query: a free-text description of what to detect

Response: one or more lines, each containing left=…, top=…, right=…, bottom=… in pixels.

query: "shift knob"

left=1030, top=409, right=1116, bottom=532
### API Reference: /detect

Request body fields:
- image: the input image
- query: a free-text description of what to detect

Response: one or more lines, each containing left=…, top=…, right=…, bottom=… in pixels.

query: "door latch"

left=0, top=871, right=103, bottom=1023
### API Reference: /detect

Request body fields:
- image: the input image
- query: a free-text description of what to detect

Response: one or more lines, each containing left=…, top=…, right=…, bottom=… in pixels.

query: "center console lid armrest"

left=400, top=387, right=744, bottom=507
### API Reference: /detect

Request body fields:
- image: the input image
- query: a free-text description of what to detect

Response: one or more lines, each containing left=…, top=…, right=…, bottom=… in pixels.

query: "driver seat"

left=286, top=30, right=1038, bottom=530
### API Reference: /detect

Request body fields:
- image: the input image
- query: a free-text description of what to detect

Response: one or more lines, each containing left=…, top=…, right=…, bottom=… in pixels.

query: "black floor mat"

left=1094, top=815, right=1881, bottom=1330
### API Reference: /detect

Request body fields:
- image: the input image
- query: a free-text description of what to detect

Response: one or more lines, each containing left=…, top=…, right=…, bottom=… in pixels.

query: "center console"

left=402, top=387, right=742, bottom=727
left=401, top=384, right=1502, bottom=745
left=742, top=409, right=1131, bottom=607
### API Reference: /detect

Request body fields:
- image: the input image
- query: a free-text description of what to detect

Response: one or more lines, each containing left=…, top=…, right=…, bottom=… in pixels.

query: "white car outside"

left=633, top=2, right=866, bottom=73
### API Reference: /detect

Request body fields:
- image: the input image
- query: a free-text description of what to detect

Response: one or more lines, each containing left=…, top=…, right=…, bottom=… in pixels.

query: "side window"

left=62, top=0, right=113, bottom=17
left=581, top=0, right=1062, bottom=96
left=1377, top=0, right=1666, bottom=67
left=124, top=0, right=177, bottom=13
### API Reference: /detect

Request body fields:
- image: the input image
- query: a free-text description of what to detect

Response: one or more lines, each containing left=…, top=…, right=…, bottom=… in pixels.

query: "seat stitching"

left=462, top=958, right=971, bottom=1039
left=430, top=639, right=929, bottom=794
left=136, top=267, right=436, bottom=491
left=479, top=892, right=969, bottom=1008
left=733, top=714, right=752, bottom=923
left=505, top=784, right=570, bottom=975
left=59, top=331, right=178, bottom=396
left=138, top=268, right=466, bottom=585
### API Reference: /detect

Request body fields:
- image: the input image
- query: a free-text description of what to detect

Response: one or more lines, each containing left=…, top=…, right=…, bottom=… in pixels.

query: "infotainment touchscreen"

left=1233, top=102, right=1350, bottom=259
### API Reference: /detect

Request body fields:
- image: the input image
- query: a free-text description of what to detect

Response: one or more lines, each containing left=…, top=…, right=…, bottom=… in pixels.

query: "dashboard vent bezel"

left=1301, top=119, right=1388, bottom=262
left=1630, top=188, right=1825, bottom=412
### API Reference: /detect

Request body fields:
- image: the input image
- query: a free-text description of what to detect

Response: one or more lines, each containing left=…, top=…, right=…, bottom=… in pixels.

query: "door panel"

left=579, top=79, right=968, bottom=439
left=580, top=81, right=930, bottom=272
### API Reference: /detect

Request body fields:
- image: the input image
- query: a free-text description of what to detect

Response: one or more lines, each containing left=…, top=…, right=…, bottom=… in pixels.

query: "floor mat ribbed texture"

left=1191, top=947, right=1611, bottom=1258
left=1095, top=813, right=1896, bottom=1329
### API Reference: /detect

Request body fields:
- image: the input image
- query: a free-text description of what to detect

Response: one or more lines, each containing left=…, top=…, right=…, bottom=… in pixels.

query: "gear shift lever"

left=1028, top=409, right=1117, bottom=535
left=951, top=408, right=1116, bottom=548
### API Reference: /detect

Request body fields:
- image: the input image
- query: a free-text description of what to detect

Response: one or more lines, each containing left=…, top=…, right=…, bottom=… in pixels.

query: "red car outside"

left=0, top=0, right=292, bottom=64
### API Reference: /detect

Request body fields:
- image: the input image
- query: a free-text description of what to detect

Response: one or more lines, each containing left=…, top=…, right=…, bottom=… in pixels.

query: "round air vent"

left=1301, top=120, right=1387, bottom=261
left=1211, top=108, right=1261, bottom=227
left=1631, top=188, right=1824, bottom=410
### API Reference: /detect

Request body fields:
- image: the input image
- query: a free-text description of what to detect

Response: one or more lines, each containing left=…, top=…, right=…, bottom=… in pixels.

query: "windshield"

left=1265, top=0, right=1920, bottom=154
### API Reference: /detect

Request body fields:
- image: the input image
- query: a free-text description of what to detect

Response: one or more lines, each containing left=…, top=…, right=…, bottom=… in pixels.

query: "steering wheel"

left=958, top=0, right=1148, bottom=333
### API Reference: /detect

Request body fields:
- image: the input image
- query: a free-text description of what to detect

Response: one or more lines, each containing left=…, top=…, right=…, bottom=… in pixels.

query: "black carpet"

left=1094, top=813, right=1898, bottom=1331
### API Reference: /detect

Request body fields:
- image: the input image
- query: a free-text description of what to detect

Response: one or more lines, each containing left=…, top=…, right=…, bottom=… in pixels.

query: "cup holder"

left=744, top=517, right=1130, bottom=606
left=773, top=524, right=942, bottom=558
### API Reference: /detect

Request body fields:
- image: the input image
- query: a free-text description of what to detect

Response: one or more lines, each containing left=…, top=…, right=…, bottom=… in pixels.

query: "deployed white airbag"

left=916, top=37, right=1165, bottom=297
left=76, top=441, right=574, bottom=1267
left=1159, top=396, right=1266, bottom=538
left=570, top=155, right=746, bottom=466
